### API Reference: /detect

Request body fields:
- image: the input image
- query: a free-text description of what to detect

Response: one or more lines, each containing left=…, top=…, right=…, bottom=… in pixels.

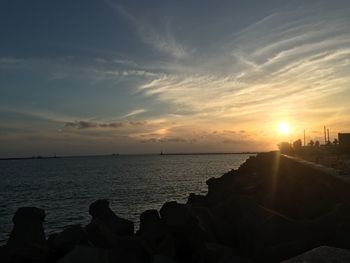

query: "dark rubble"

left=1, top=151, right=350, bottom=263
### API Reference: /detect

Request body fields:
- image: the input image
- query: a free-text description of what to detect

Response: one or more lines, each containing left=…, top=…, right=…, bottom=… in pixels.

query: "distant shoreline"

left=0, top=152, right=259, bottom=161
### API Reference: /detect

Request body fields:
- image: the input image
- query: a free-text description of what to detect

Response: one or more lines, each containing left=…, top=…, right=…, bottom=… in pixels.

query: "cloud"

left=223, top=130, right=236, bottom=134
left=141, top=136, right=187, bottom=144
left=65, top=121, right=121, bottom=129
left=64, top=120, right=148, bottom=129
left=107, top=2, right=189, bottom=59
left=0, top=57, right=25, bottom=68
left=65, top=121, right=93, bottom=129
left=0, top=106, right=81, bottom=123
left=135, top=1, right=350, bottom=132
left=95, top=69, right=158, bottom=79
left=2, top=1, right=350, bottom=156
left=123, top=109, right=147, bottom=118
left=129, top=121, right=147, bottom=126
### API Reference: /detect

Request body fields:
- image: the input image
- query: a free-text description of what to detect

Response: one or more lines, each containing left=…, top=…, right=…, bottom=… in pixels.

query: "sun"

left=277, top=122, right=290, bottom=135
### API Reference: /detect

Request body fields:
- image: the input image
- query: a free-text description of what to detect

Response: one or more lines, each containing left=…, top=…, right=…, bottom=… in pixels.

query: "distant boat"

left=160, top=150, right=164, bottom=155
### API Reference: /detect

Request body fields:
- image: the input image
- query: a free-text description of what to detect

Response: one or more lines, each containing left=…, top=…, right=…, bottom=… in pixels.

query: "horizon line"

left=0, top=151, right=261, bottom=161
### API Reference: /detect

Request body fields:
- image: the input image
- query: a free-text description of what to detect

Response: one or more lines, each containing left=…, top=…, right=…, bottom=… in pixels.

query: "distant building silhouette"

left=278, top=142, right=293, bottom=154
left=338, top=133, right=350, bottom=153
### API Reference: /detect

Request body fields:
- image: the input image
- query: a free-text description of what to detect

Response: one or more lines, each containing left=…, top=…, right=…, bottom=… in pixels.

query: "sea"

left=0, top=153, right=253, bottom=244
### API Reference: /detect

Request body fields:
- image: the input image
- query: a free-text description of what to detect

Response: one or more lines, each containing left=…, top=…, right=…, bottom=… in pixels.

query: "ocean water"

left=0, top=154, right=252, bottom=243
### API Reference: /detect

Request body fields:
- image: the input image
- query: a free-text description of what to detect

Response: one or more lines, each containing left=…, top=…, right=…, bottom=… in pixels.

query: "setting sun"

left=277, top=122, right=290, bottom=135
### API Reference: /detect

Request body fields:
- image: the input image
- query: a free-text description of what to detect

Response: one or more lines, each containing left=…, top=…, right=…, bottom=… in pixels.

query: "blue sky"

left=1, top=0, right=350, bottom=157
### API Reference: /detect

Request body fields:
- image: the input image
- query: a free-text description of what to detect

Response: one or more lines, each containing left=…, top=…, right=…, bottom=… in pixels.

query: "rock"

left=86, top=220, right=112, bottom=248
left=206, top=194, right=325, bottom=261
left=6, top=207, right=47, bottom=262
left=0, top=245, right=11, bottom=263
left=86, top=199, right=134, bottom=248
left=111, top=237, right=152, bottom=263
left=187, top=193, right=207, bottom=206
left=53, top=224, right=90, bottom=248
left=160, top=202, right=197, bottom=231
left=160, top=201, right=207, bottom=261
left=5, top=151, right=350, bottom=263
left=252, top=208, right=322, bottom=245
left=152, top=254, right=177, bottom=263
left=206, top=169, right=254, bottom=206
left=7, top=207, right=46, bottom=248
left=58, top=241, right=151, bottom=263
left=50, top=224, right=90, bottom=261
left=156, top=233, right=176, bottom=259
left=188, top=206, right=216, bottom=241
left=137, top=210, right=168, bottom=247
left=89, top=199, right=134, bottom=236
left=139, top=210, right=163, bottom=235
left=282, top=246, right=350, bottom=263
left=194, top=242, right=235, bottom=263
left=201, top=152, right=350, bottom=261
left=137, top=209, right=176, bottom=258
left=260, top=240, right=312, bottom=263
left=207, top=195, right=267, bottom=247
left=58, top=245, right=112, bottom=263
left=245, top=152, right=350, bottom=220
left=315, top=203, right=350, bottom=249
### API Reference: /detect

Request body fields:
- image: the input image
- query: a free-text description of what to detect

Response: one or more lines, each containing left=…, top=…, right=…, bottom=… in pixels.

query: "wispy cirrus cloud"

left=0, top=106, right=81, bottom=123
left=123, top=108, right=147, bottom=118
left=0, top=57, right=25, bottom=67
left=106, top=1, right=189, bottom=59
left=2, top=1, right=350, bottom=157
left=135, top=1, right=350, bottom=135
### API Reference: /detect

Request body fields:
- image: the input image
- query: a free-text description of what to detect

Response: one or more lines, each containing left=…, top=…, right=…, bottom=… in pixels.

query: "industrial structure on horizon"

left=339, top=133, right=350, bottom=153
left=280, top=126, right=350, bottom=155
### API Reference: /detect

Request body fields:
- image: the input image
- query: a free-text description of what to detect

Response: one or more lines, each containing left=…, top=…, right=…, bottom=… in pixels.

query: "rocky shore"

left=1, top=151, right=350, bottom=263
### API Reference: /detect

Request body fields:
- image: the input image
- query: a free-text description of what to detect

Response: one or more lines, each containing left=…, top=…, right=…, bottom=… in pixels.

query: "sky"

left=1, top=0, right=350, bottom=157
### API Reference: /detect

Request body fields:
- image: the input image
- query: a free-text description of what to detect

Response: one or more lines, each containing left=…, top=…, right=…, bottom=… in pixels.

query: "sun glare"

left=277, top=122, right=290, bottom=135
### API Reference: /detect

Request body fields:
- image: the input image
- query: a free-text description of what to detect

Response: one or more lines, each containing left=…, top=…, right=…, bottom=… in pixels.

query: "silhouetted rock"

left=188, top=206, right=216, bottom=241
left=85, top=220, right=112, bottom=248
left=7, top=207, right=46, bottom=248
left=282, top=246, right=350, bottom=263
left=110, top=236, right=152, bottom=263
left=261, top=240, right=312, bottom=263
left=57, top=245, right=112, bottom=263
left=195, top=152, right=350, bottom=261
left=187, top=193, right=207, bottom=206
left=6, top=207, right=47, bottom=262
left=160, top=202, right=197, bottom=231
left=137, top=210, right=169, bottom=252
left=314, top=202, right=350, bottom=250
left=4, top=151, right=350, bottom=262
left=89, top=199, right=134, bottom=236
left=139, top=210, right=163, bottom=235
left=86, top=199, right=134, bottom=248
left=0, top=245, right=11, bottom=263
left=194, top=242, right=239, bottom=263
left=152, top=254, right=177, bottom=263
left=50, top=224, right=90, bottom=261
left=155, top=233, right=176, bottom=259
left=160, top=201, right=207, bottom=261
left=57, top=238, right=151, bottom=263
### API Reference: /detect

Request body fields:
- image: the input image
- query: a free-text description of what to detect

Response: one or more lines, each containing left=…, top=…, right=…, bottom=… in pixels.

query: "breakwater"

left=1, top=151, right=350, bottom=262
